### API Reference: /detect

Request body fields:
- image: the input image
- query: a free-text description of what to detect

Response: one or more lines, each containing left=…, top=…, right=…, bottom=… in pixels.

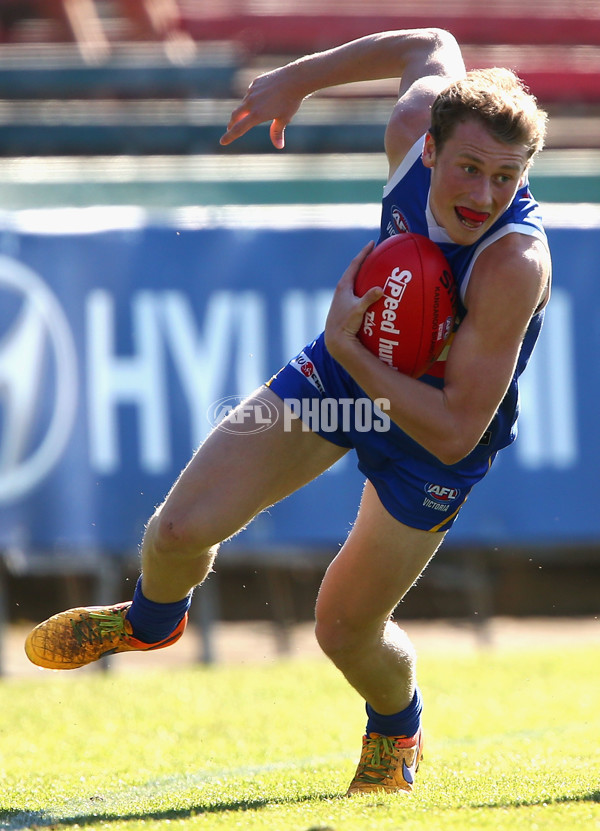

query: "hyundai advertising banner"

left=0, top=205, right=595, bottom=556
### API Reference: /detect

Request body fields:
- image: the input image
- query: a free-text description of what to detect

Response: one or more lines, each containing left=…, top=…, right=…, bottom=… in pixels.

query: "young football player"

left=26, top=28, right=550, bottom=795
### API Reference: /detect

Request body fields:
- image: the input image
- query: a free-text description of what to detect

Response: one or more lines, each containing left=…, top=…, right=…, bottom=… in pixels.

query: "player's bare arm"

left=220, top=28, right=465, bottom=155
left=325, top=234, right=551, bottom=465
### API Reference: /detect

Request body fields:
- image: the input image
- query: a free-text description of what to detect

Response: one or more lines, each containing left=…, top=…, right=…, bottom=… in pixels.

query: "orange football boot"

left=346, top=727, right=423, bottom=795
left=24, top=602, right=187, bottom=670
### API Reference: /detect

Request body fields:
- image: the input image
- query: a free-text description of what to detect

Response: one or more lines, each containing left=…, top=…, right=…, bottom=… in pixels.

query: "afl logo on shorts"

left=424, top=483, right=460, bottom=503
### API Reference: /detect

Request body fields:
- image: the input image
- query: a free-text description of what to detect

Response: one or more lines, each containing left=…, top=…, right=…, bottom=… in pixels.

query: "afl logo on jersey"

left=391, top=206, right=410, bottom=234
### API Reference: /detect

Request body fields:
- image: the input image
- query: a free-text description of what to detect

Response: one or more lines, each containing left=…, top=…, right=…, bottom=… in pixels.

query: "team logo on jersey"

left=291, top=351, right=325, bottom=395
left=391, top=206, right=410, bottom=234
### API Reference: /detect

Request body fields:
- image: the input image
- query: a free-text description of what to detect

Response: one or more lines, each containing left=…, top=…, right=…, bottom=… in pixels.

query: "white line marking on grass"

left=0, top=752, right=354, bottom=830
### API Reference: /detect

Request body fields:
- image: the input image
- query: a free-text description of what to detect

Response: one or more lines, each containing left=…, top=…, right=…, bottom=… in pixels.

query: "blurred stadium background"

left=0, top=0, right=598, bottom=671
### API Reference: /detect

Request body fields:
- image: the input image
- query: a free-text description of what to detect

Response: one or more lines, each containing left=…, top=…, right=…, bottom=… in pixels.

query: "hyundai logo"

left=0, top=256, right=78, bottom=502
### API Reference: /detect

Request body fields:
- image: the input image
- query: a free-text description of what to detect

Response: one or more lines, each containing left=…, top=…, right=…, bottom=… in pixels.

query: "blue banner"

left=0, top=205, right=595, bottom=554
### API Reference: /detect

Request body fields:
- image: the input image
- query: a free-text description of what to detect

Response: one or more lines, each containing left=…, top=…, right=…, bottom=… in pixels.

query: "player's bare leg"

left=25, top=388, right=347, bottom=669
left=139, top=387, right=347, bottom=602
left=315, top=480, right=444, bottom=793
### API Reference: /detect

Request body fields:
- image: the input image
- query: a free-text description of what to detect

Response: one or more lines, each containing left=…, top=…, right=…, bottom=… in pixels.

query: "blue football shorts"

left=266, top=333, right=496, bottom=533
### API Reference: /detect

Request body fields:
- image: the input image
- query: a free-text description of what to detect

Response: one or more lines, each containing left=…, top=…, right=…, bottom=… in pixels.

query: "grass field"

left=0, top=634, right=598, bottom=831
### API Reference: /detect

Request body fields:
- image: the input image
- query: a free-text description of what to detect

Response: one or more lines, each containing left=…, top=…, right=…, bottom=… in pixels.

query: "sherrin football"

left=355, top=233, right=457, bottom=378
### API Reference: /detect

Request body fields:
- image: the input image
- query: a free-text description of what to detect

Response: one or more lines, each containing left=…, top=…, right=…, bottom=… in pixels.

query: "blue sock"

left=125, top=576, right=191, bottom=644
left=365, top=687, right=422, bottom=738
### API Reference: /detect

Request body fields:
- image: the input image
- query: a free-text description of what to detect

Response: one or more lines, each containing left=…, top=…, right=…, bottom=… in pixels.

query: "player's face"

left=422, top=118, right=530, bottom=245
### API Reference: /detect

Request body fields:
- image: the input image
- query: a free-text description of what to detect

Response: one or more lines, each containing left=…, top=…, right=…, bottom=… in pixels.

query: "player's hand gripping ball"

left=355, top=233, right=457, bottom=377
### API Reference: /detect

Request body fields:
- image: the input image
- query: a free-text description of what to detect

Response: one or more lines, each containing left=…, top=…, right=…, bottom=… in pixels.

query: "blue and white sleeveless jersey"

left=268, top=133, right=551, bottom=530
left=378, top=134, right=550, bottom=458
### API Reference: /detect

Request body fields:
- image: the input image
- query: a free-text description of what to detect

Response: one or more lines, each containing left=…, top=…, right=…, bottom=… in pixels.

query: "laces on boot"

left=70, top=608, right=128, bottom=645
left=353, top=735, right=398, bottom=786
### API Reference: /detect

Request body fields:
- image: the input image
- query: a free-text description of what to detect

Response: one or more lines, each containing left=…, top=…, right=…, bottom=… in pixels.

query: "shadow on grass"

left=471, top=790, right=600, bottom=810
left=0, top=792, right=343, bottom=830
left=2, top=789, right=598, bottom=829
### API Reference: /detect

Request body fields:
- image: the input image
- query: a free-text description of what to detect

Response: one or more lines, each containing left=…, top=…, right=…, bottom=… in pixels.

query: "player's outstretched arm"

left=220, top=28, right=464, bottom=150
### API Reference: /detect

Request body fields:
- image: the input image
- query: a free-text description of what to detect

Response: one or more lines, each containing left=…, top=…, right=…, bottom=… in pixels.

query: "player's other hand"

left=325, top=242, right=382, bottom=358
left=220, top=66, right=305, bottom=149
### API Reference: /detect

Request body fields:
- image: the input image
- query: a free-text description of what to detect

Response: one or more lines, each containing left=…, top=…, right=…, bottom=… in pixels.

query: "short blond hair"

left=430, top=68, right=548, bottom=161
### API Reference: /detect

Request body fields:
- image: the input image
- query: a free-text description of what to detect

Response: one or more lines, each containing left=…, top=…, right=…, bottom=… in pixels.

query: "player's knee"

left=315, top=604, right=417, bottom=672
left=314, top=607, right=366, bottom=660
left=144, top=507, right=213, bottom=562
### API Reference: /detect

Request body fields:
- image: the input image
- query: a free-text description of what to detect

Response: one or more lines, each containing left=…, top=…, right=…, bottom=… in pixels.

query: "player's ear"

left=518, top=162, right=531, bottom=189
left=422, top=132, right=436, bottom=168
